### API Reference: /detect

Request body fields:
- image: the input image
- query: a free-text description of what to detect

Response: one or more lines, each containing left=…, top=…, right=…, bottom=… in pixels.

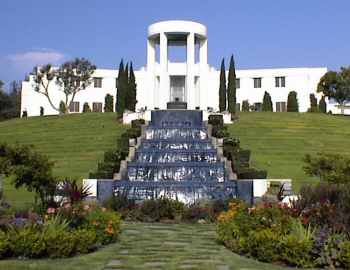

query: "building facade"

left=22, top=20, right=341, bottom=117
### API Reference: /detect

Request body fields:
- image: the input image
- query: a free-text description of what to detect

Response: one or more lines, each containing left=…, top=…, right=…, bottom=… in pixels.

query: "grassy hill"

left=1, top=112, right=349, bottom=208
left=228, top=112, right=350, bottom=190
left=0, top=113, right=125, bottom=208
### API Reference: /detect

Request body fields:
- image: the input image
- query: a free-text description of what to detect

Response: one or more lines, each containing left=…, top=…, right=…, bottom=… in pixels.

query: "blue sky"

left=1, top=0, right=349, bottom=89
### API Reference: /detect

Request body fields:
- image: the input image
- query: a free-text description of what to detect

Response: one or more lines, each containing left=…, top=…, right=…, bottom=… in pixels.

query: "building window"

left=275, top=76, right=286, bottom=87
left=69, top=101, right=80, bottom=113
left=253, top=78, right=262, bottom=88
left=92, top=102, right=103, bottom=112
left=236, top=78, right=240, bottom=89
left=94, top=77, right=102, bottom=88
left=254, top=102, right=262, bottom=112
left=276, top=102, right=287, bottom=112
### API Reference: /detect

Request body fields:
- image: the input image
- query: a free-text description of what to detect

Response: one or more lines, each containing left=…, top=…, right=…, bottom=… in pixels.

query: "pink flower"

left=47, top=208, right=56, bottom=214
left=83, top=204, right=90, bottom=211
left=63, top=203, right=71, bottom=209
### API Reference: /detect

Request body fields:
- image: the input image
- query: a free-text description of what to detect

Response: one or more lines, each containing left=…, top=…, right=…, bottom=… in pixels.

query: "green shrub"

left=208, top=114, right=224, bottom=128
left=131, top=119, right=145, bottom=129
left=0, top=230, right=10, bottom=258
left=339, top=241, right=350, bottom=269
left=139, top=198, right=185, bottom=222
left=73, top=229, right=97, bottom=254
left=83, top=102, right=91, bottom=113
left=238, top=168, right=267, bottom=179
left=246, top=229, right=281, bottom=262
left=82, top=206, right=121, bottom=244
left=44, top=229, right=76, bottom=258
left=9, top=225, right=46, bottom=258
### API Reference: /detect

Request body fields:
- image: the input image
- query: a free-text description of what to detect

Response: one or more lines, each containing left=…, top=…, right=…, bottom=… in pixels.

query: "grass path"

left=0, top=222, right=293, bottom=270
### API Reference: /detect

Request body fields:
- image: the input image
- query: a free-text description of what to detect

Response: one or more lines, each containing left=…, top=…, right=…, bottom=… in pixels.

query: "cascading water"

left=114, top=110, right=237, bottom=204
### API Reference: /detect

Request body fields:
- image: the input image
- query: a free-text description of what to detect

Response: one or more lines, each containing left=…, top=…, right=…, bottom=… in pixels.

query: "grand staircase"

left=114, top=110, right=238, bottom=204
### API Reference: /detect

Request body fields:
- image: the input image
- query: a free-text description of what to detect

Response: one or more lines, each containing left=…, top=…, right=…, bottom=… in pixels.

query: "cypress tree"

left=309, top=94, right=318, bottom=112
left=123, top=62, right=129, bottom=111
left=128, top=62, right=137, bottom=112
left=104, top=94, right=114, bottom=112
left=116, top=60, right=124, bottom=114
left=287, top=91, right=299, bottom=112
left=319, top=95, right=327, bottom=113
left=227, top=54, right=236, bottom=114
left=262, top=91, right=273, bottom=111
left=219, top=58, right=227, bottom=112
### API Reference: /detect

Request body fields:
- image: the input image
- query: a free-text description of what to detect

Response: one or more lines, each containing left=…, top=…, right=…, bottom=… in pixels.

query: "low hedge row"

left=104, top=196, right=230, bottom=223
left=208, top=115, right=267, bottom=179
left=89, top=119, right=145, bottom=178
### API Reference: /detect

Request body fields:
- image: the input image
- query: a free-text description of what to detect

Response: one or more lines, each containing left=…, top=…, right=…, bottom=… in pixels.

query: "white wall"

left=21, top=66, right=329, bottom=117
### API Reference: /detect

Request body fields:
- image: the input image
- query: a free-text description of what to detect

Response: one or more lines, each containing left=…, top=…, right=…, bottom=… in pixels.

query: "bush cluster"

left=89, top=119, right=144, bottom=178
left=104, top=196, right=229, bottom=223
left=217, top=187, right=350, bottom=268
left=0, top=203, right=121, bottom=259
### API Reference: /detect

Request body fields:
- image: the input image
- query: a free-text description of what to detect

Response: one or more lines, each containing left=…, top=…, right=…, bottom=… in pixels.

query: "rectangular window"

left=275, top=76, right=286, bottom=87
left=92, top=102, right=103, bottom=112
left=276, top=102, right=287, bottom=112
left=69, top=101, right=80, bottom=113
left=94, top=77, right=102, bottom=88
left=253, top=78, right=262, bottom=88
left=254, top=102, right=262, bottom=112
left=236, top=78, right=240, bottom=89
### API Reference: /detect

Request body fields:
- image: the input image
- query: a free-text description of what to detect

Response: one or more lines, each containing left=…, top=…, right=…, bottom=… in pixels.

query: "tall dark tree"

left=219, top=58, right=227, bottom=112
left=317, top=67, right=350, bottom=114
left=127, top=62, right=137, bottom=112
left=262, top=91, right=273, bottom=111
left=116, top=60, right=125, bottom=114
left=319, top=95, right=327, bottom=113
left=287, top=91, right=299, bottom=112
left=309, top=93, right=318, bottom=112
left=123, top=62, right=129, bottom=112
left=227, top=55, right=236, bottom=114
left=242, top=100, right=250, bottom=112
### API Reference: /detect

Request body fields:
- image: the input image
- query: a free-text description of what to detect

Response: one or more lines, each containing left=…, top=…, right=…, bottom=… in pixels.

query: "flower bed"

left=0, top=203, right=121, bottom=259
left=217, top=194, right=350, bottom=268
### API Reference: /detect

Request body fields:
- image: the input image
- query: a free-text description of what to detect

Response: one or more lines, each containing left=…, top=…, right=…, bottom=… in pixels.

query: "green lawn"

left=1, top=112, right=350, bottom=207
left=0, top=222, right=295, bottom=270
left=228, top=112, right=350, bottom=190
left=0, top=113, right=125, bottom=208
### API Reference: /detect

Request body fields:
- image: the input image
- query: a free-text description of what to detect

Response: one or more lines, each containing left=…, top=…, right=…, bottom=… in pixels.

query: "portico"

left=146, top=20, right=209, bottom=110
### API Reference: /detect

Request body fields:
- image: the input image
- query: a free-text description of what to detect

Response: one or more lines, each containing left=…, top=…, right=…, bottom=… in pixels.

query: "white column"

left=199, top=38, right=208, bottom=110
left=186, top=32, right=195, bottom=109
left=159, top=32, right=168, bottom=109
left=147, top=39, right=156, bottom=109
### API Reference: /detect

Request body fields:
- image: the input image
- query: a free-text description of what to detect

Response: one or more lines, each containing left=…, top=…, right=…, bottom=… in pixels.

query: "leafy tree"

left=83, top=102, right=91, bottom=113
left=287, top=91, right=299, bottom=112
left=127, top=62, right=137, bottom=112
left=227, top=55, right=236, bottom=114
left=308, top=93, right=318, bottom=112
left=242, top=100, right=250, bottom=112
left=0, top=80, right=21, bottom=121
left=33, top=58, right=96, bottom=114
left=317, top=67, right=350, bottom=114
left=319, top=95, right=327, bottom=113
left=304, top=153, right=350, bottom=184
left=0, top=143, right=56, bottom=206
left=104, top=94, right=114, bottom=112
left=262, top=91, right=273, bottom=111
left=56, top=58, right=96, bottom=113
left=219, top=58, right=227, bottom=112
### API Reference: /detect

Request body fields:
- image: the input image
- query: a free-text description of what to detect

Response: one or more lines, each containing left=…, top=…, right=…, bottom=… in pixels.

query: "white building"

left=22, top=20, right=344, bottom=117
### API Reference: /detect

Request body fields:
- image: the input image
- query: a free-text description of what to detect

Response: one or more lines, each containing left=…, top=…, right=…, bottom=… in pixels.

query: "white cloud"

left=7, top=49, right=66, bottom=72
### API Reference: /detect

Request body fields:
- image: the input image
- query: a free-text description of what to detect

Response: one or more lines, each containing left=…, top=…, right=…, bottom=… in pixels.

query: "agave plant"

left=60, top=178, right=91, bottom=204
